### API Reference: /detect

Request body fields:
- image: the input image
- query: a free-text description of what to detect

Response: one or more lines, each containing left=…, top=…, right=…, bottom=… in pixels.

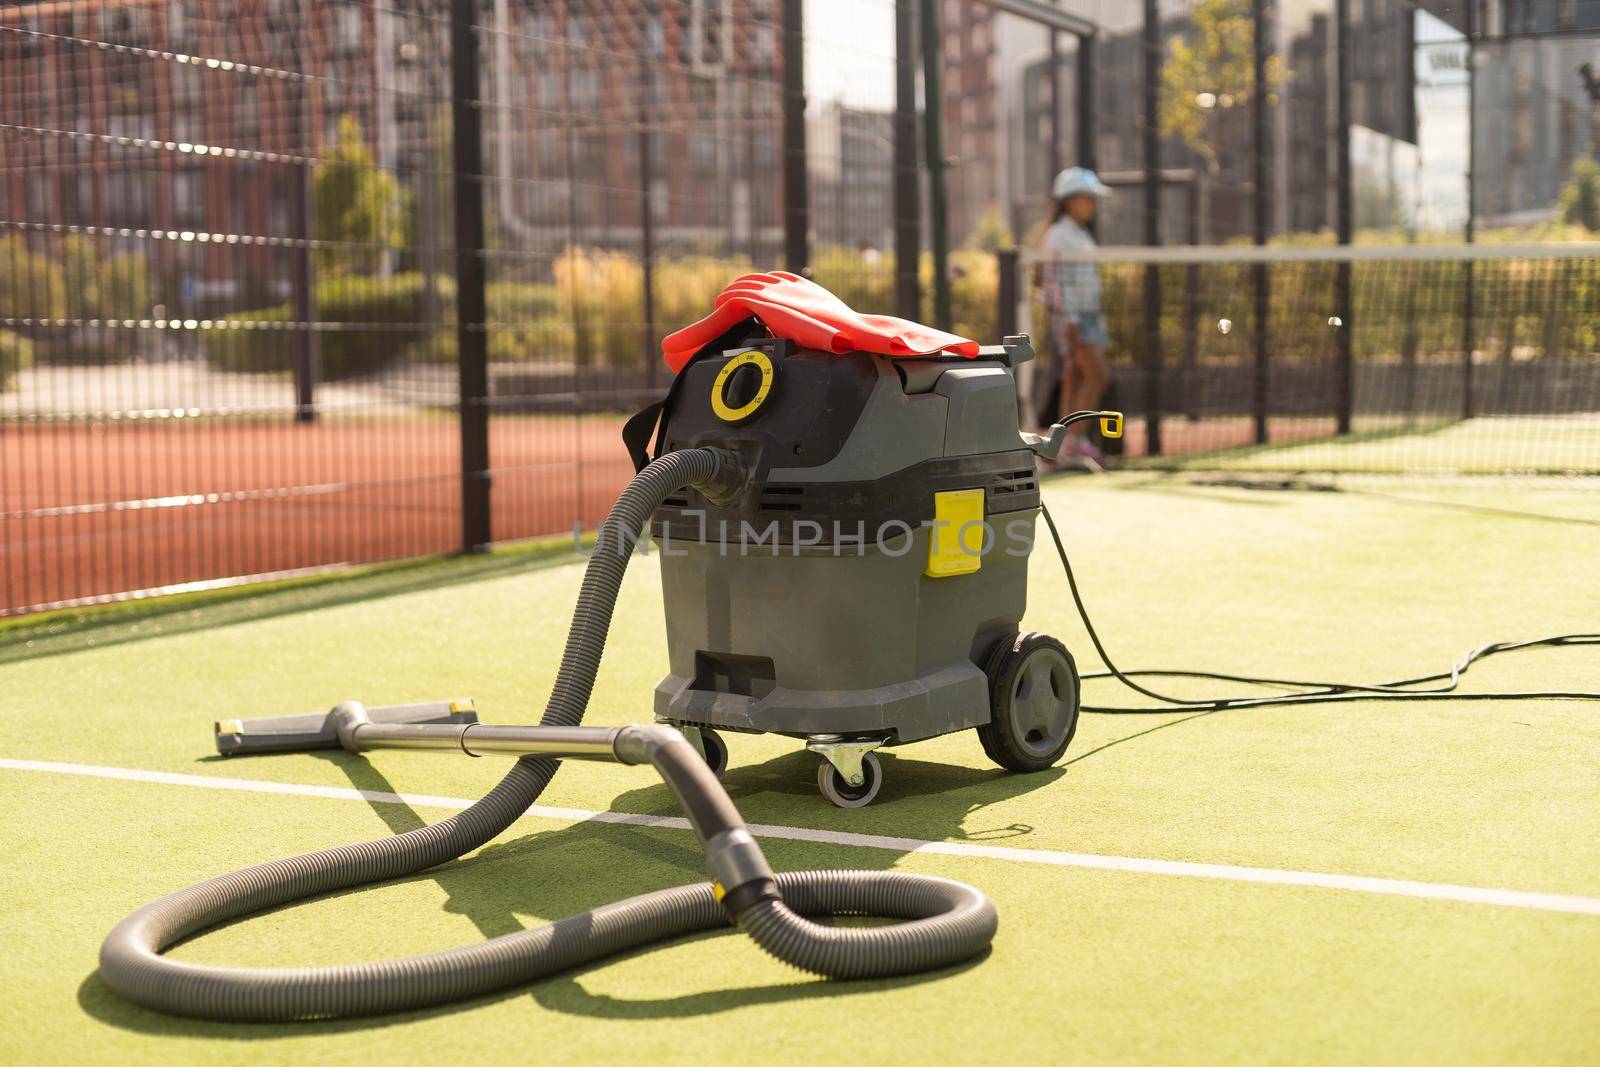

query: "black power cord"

left=1038, top=502, right=1600, bottom=714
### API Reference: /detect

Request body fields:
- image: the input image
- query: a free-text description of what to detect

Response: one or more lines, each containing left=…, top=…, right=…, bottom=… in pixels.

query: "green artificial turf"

left=2, top=473, right=1597, bottom=1064
left=1158, top=414, right=1600, bottom=476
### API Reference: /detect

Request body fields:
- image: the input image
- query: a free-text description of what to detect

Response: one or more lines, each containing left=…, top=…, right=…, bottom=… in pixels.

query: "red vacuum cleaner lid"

left=661, top=270, right=980, bottom=372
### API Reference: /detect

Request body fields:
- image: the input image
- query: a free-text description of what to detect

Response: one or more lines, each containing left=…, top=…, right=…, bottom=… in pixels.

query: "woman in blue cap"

left=1037, top=166, right=1113, bottom=468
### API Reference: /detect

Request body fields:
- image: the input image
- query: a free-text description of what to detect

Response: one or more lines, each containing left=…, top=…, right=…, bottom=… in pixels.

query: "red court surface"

left=2, top=416, right=637, bottom=614
left=1, top=413, right=1332, bottom=616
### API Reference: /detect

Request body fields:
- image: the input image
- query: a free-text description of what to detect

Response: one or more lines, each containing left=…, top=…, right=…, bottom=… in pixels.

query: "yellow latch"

left=1099, top=412, right=1124, bottom=439
left=925, top=489, right=985, bottom=578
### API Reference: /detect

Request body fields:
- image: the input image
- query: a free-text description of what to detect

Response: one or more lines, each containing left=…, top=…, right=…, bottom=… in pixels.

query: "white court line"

left=5, top=756, right=1600, bottom=918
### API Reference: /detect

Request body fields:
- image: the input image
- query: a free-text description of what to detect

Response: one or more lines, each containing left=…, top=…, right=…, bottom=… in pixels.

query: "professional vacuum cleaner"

left=641, top=329, right=1116, bottom=806
left=99, top=274, right=1111, bottom=1022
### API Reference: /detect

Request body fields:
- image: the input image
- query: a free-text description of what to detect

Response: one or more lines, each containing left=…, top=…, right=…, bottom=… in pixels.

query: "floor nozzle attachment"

left=214, top=700, right=479, bottom=756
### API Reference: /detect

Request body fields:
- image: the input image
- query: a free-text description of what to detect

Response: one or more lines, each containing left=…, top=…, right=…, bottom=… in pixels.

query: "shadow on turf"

left=1064, top=709, right=1218, bottom=764
left=76, top=747, right=1040, bottom=1038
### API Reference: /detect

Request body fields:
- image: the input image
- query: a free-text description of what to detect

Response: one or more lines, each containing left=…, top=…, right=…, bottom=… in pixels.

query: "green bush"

left=0, top=236, right=67, bottom=322
left=553, top=249, right=756, bottom=367
left=209, top=273, right=578, bottom=376
left=1558, top=159, right=1600, bottom=233
left=98, top=252, right=153, bottom=320
left=0, top=329, right=35, bottom=391
left=810, top=245, right=999, bottom=346
left=205, top=248, right=1004, bottom=378
left=487, top=279, right=567, bottom=363
left=1092, top=245, right=1600, bottom=371
left=209, top=272, right=453, bottom=380
left=201, top=239, right=1596, bottom=382
left=61, top=234, right=152, bottom=324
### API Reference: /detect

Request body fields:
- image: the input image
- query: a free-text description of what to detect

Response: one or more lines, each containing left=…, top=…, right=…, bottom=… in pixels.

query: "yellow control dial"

left=710, top=349, right=777, bottom=424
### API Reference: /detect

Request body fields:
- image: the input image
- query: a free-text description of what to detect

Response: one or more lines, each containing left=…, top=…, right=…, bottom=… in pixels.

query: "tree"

left=0, top=330, right=34, bottom=392
left=60, top=235, right=104, bottom=317
left=1159, top=0, right=1286, bottom=177
left=59, top=234, right=151, bottom=319
left=969, top=203, right=1016, bottom=253
left=313, top=114, right=404, bottom=275
left=98, top=253, right=152, bottom=319
left=1558, top=158, right=1600, bottom=232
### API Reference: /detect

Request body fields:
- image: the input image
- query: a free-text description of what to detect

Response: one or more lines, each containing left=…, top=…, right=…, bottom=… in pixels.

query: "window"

left=174, top=171, right=205, bottom=227
left=336, top=7, right=364, bottom=53
left=699, top=0, right=725, bottom=67
left=26, top=174, right=52, bottom=219
left=107, top=171, right=149, bottom=223
left=167, top=2, right=198, bottom=51
left=270, top=184, right=289, bottom=235
left=99, top=7, right=148, bottom=46
left=577, top=132, right=609, bottom=180
left=750, top=22, right=774, bottom=61
left=571, top=68, right=601, bottom=109
left=235, top=78, right=261, bottom=142
left=77, top=173, right=96, bottom=221
left=752, top=131, right=776, bottom=168
left=173, top=106, right=202, bottom=145
left=16, top=13, right=45, bottom=58
left=537, top=68, right=560, bottom=109
left=173, top=63, right=203, bottom=103
left=537, top=130, right=562, bottom=171
left=689, top=130, right=717, bottom=175
left=108, top=114, right=155, bottom=142
left=324, top=72, right=345, bottom=114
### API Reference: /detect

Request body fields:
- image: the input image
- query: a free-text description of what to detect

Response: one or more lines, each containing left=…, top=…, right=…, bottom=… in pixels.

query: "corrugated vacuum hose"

left=98, top=449, right=997, bottom=1021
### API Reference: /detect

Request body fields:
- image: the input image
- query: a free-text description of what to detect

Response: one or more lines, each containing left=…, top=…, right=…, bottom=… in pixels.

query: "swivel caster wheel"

left=978, top=632, right=1080, bottom=772
left=681, top=726, right=729, bottom=778
left=816, top=750, right=882, bottom=808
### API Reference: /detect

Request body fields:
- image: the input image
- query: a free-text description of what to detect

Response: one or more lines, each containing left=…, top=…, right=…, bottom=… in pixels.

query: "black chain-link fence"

left=3, top=0, right=1597, bottom=615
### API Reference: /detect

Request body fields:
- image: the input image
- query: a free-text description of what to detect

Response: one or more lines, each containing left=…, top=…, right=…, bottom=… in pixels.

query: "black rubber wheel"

left=696, top=728, right=729, bottom=778
left=816, top=751, right=883, bottom=808
left=978, top=632, right=1080, bottom=772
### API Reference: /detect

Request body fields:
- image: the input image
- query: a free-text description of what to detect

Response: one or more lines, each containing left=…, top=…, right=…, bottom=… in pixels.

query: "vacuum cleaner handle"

left=215, top=699, right=479, bottom=756
left=1023, top=409, right=1124, bottom=460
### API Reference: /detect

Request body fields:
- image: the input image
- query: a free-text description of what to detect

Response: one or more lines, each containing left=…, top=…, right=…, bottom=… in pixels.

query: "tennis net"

left=1018, top=242, right=1600, bottom=476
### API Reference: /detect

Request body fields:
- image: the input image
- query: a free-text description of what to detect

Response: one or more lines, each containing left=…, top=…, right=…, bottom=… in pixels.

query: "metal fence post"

left=1141, top=0, right=1164, bottom=456
left=289, top=31, right=318, bottom=423
left=1047, top=30, right=1062, bottom=176
left=1251, top=0, right=1271, bottom=444
left=1333, top=0, right=1353, bottom=435
left=921, top=0, right=952, bottom=332
left=452, top=0, right=491, bottom=552
left=1183, top=182, right=1200, bottom=421
left=639, top=65, right=660, bottom=392
left=1076, top=32, right=1096, bottom=171
left=1461, top=2, right=1477, bottom=420
left=781, top=0, right=810, bottom=274
left=894, top=0, right=921, bottom=322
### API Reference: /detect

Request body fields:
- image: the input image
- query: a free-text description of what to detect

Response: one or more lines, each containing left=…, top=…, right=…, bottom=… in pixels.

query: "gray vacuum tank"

left=648, top=334, right=1076, bottom=808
